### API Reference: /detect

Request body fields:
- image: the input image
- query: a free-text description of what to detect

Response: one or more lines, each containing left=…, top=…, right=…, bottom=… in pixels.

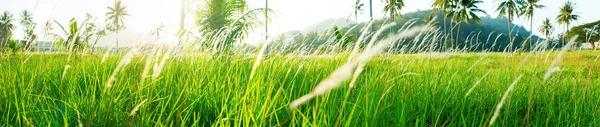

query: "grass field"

left=1, top=50, right=599, bottom=126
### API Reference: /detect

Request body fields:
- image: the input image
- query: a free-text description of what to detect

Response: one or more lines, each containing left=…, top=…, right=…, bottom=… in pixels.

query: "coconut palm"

left=0, top=11, right=15, bottom=49
left=265, top=0, right=269, bottom=40
left=539, top=17, right=553, bottom=39
left=20, top=10, right=36, bottom=44
left=520, top=0, right=544, bottom=48
left=195, top=0, right=273, bottom=52
left=496, top=0, right=523, bottom=51
left=369, top=0, right=374, bottom=32
left=352, top=0, right=364, bottom=36
left=105, top=0, right=130, bottom=49
left=383, top=0, right=405, bottom=19
left=433, top=0, right=453, bottom=45
left=556, top=0, right=579, bottom=43
left=447, top=0, right=487, bottom=49
left=50, top=18, right=89, bottom=52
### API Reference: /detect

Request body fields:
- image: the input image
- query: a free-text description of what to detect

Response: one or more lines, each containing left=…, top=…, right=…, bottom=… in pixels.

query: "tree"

left=383, top=0, right=405, bottom=19
left=433, top=0, right=454, bottom=47
left=20, top=10, right=36, bottom=46
left=539, top=17, right=553, bottom=40
left=369, top=0, right=374, bottom=32
left=83, top=13, right=107, bottom=51
left=556, top=0, right=579, bottom=44
left=496, top=0, right=523, bottom=51
left=195, top=0, right=273, bottom=52
left=332, top=25, right=354, bottom=50
left=151, top=23, right=165, bottom=42
left=447, top=0, right=487, bottom=49
left=352, top=0, right=364, bottom=36
left=520, top=0, right=544, bottom=49
left=584, top=25, right=598, bottom=49
left=50, top=18, right=90, bottom=52
left=106, top=0, right=130, bottom=49
left=0, top=11, right=15, bottom=49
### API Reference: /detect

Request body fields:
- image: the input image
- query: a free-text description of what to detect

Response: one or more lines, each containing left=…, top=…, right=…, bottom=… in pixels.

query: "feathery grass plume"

left=289, top=62, right=356, bottom=109
left=348, top=21, right=375, bottom=61
left=544, top=36, right=577, bottom=81
left=519, top=40, right=549, bottom=66
left=101, top=46, right=111, bottom=64
left=347, top=23, right=397, bottom=88
left=105, top=47, right=139, bottom=90
left=77, top=111, right=83, bottom=127
left=250, top=39, right=271, bottom=80
left=140, top=45, right=159, bottom=90
left=61, top=65, right=71, bottom=80
left=152, top=46, right=174, bottom=80
left=465, top=71, right=492, bottom=98
left=386, top=72, right=420, bottom=83
left=129, top=99, right=149, bottom=117
left=350, top=26, right=429, bottom=87
left=489, top=75, right=524, bottom=126
left=289, top=26, right=428, bottom=109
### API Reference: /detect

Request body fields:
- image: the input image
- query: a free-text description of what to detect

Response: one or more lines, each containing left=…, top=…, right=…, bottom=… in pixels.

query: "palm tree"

left=352, top=0, right=364, bottom=36
left=447, top=0, right=487, bottom=49
left=496, top=0, right=523, bottom=51
left=433, top=0, right=454, bottom=46
left=520, top=0, right=544, bottom=49
left=369, top=0, right=374, bottom=32
left=539, top=18, right=553, bottom=40
left=20, top=10, right=36, bottom=43
left=265, top=0, right=269, bottom=41
left=50, top=18, right=89, bottom=52
left=556, top=0, right=579, bottom=44
left=195, top=0, right=272, bottom=52
left=383, top=0, right=404, bottom=36
left=151, top=23, right=165, bottom=41
left=105, top=0, right=130, bottom=49
left=383, top=0, right=405, bottom=19
left=0, top=11, right=15, bottom=49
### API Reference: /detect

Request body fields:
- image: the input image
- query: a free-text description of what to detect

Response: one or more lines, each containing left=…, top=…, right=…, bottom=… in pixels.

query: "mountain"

left=273, top=10, right=547, bottom=53
left=301, top=17, right=355, bottom=33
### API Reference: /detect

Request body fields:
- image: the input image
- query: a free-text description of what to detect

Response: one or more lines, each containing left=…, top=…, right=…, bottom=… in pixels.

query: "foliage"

left=539, top=18, right=554, bottom=39
left=566, top=20, right=600, bottom=43
left=556, top=0, right=579, bottom=35
left=0, top=11, right=15, bottom=49
left=19, top=10, right=37, bottom=44
left=106, top=0, right=130, bottom=48
left=383, top=0, right=404, bottom=19
left=194, top=0, right=274, bottom=52
left=49, top=18, right=91, bottom=52
left=1, top=50, right=600, bottom=126
left=279, top=10, right=541, bottom=53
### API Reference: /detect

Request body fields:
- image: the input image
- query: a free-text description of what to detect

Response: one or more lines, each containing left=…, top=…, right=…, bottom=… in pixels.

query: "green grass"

left=1, top=50, right=599, bottom=126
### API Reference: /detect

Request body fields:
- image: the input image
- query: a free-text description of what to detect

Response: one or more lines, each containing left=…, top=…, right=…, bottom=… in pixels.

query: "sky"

left=1, top=0, right=599, bottom=46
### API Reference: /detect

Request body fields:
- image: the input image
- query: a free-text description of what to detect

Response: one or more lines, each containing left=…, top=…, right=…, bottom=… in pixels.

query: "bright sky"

left=1, top=0, right=599, bottom=46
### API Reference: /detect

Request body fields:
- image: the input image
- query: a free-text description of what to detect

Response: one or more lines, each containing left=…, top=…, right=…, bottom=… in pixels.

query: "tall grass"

left=1, top=21, right=600, bottom=126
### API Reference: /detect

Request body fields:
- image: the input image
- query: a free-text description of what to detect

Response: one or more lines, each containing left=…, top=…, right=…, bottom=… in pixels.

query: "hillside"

left=275, top=10, right=545, bottom=52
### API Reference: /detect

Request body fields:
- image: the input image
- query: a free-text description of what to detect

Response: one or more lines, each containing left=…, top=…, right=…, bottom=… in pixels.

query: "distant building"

left=579, top=42, right=600, bottom=50
left=29, top=41, right=59, bottom=52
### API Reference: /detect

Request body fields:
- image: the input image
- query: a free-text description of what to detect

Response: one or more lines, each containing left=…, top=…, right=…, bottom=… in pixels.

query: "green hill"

left=275, top=10, right=546, bottom=53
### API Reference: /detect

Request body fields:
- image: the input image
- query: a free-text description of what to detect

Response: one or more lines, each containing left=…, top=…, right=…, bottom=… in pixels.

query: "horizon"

left=1, top=0, right=598, bottom=46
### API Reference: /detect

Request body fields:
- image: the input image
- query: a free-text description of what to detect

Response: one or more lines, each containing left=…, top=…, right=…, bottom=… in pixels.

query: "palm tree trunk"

left=456, top=23, right=461, bottom=49
left=508, top=19, right=512, bottom=52
left=529, top=15, right=533, bottom=50
left=180, top=0, right=185, bottom=30
left=443, top=14, right=447, bottom=49
left=369, top=0, right=374, bottom=32
left=355, top=14, right=359, bottom=38
left=265, top=0, right=268, bottom=41
left=116, top=31, right=119, bottom=51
